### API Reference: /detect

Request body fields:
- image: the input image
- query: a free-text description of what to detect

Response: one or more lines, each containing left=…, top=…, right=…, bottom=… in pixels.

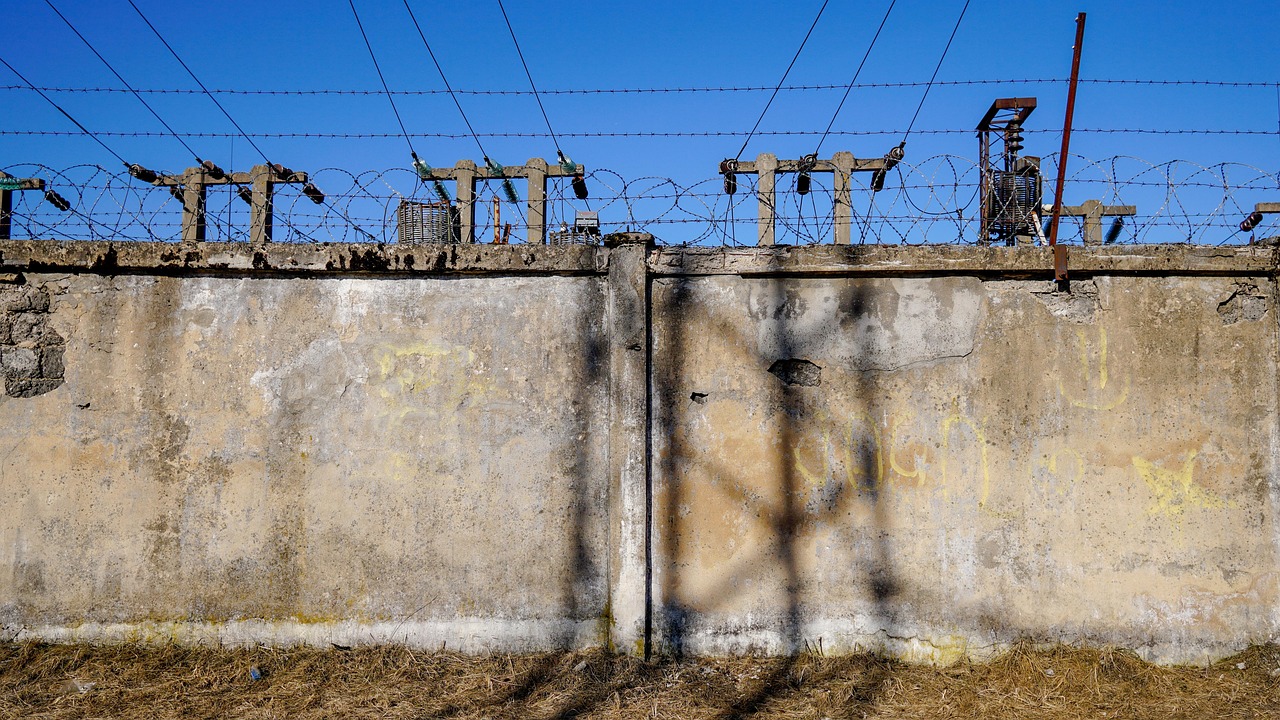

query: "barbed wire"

left=4, top=155, right=1278, bottom=247
left=4, top=78, right=1279, bottom=95
left=5, top=129, right=1278, bottom=139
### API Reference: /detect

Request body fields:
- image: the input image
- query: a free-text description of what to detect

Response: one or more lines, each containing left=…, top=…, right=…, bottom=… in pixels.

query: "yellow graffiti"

left=794, top=408, right=883, bottom=492
left=888, top=413, right=929, bottom=488
left=1133, top=451, right=1228, bottom=519
left=794, top=404, right=990, bottom=507
left=371, top=341, right=490, bottom=426
left=1058, top=328, right=1130, bottom=411
left=1030, top=447, right=1085, bottom=496
left=940, top=410, right=992, bottom=508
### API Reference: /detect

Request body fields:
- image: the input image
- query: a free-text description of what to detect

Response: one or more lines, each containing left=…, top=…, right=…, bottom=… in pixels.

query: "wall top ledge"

left=0, top=239, right=1272, bottom=278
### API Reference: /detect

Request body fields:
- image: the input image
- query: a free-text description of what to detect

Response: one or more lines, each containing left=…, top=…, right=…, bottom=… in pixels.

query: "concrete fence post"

left=606, top=233, right=652, bottom=656
left=756, top=153, right=778, bottom=246
left=526, top=157, right=548, bottom=245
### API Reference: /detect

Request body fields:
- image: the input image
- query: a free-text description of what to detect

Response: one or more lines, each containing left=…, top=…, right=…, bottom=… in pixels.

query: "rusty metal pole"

left=1048, top=12, right=1086, bottom=282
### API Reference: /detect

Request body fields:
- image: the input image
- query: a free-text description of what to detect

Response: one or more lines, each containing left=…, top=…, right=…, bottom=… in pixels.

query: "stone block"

left=1, top=347, right=39, bottom=379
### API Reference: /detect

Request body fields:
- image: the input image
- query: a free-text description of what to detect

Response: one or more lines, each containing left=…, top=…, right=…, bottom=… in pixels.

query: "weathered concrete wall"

left=0, top=240, right=1277, bottom=664
left=0, top=268, right=611, bottom=652
left=651, top=272, right=1278, bottom=664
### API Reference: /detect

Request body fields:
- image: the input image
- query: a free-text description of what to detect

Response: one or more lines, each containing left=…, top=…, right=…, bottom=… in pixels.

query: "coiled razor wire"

left=4, top=157, right=1278, bottom=246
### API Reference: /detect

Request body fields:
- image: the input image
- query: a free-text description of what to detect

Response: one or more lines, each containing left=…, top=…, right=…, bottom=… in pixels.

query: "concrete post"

left=526, top=157, right=547, bottom=245
left=606, top=233, right=652, bottom=657
left=180, top=167, right=207, bottom=244
left=455, top=160, right=477, bottom=244
left=1048, top=199, right=1137, bottom=246
left=249, top=165, right=274, bottom=247
left=756, top=153, right=777, bottom=246
left=831, top=151, right=854, bottom=245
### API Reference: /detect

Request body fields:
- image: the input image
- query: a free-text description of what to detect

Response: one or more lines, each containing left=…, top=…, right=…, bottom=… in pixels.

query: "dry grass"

left=1, top=641, right=1278, bottom=719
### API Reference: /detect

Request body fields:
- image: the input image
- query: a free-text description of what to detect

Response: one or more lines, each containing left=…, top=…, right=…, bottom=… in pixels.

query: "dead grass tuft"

left=1, top=641, right=1278, bottom=719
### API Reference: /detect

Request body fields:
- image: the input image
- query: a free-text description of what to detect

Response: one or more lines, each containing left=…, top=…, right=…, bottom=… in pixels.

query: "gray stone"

left=1, top=347, right=39, bottom=379
left=6, top=377, right=63, bottom=398
left=40, top=346, right=65, bottom=379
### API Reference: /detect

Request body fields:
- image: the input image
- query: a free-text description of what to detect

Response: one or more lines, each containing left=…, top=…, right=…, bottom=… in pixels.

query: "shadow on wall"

left=653, top=273, right=926, bottom=716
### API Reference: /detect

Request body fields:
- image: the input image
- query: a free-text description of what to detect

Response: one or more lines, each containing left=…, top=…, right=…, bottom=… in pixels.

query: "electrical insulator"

left=720, top=158, right=738, bottom=195
left=201, top=159, right=227, bottom=180
left=432, top=180, right=452, bottom=203
left=1006, top=122, right=1024, bottom=154
left=1240, top=210, right=1264, bottom=232
left=796, top=153, right=816, bottom=196
left=302, top=183, right=325, bottom=205
left=237, top=186, right=253, bottom=205
left=484, top=157, right=506, bottom=177
left=572, top=172, right=588, bottom=200
left=44, top=189, right=70, bottom=212
left=883, top=143, right=905, bottom=172
left=127, top=163, right=158, bottom=184
left=502, top=178, right=519, bottom=204
left=870, top=169, right=886, bottom=193
left=1104, top=216, right=1124, bottom=244
left=558, top=151, right=578, bottom=175
left=270, top=163, right=294, bottom=180
left=169, top=185, right=184, bottom=202
left=413, top=157, right=432, bottom=180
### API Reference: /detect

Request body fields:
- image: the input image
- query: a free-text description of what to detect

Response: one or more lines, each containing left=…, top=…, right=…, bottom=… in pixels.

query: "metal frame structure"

left=977, top=97, right=1039, bottom=245
left=417, top=158, right=583, bottom=245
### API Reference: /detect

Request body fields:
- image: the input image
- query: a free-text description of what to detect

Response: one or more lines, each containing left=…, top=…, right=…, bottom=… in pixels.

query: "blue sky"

left=3, top=1, right=1279, bottom=244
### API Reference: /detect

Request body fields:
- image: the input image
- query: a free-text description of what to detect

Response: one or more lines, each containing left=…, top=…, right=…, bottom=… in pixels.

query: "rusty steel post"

left=1048, top=12, right=1086, bottom=281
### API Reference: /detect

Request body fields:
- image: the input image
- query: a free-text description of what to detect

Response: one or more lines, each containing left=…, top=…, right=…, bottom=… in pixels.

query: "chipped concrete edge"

left=0, top=240, right=1274, bottom=278
left=649, top=244, right=1280, bottom=277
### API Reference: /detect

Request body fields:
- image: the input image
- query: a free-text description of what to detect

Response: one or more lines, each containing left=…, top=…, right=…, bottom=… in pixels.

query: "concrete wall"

left=651, top=273, right=1277, bottom=664
left=0, top=256, right=612, bottom=652
left=1, top=240, right=1278, bottom=664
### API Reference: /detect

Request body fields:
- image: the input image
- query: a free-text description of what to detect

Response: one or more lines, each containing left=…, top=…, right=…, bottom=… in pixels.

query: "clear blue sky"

left=3, top=1, right=1279, bottom=244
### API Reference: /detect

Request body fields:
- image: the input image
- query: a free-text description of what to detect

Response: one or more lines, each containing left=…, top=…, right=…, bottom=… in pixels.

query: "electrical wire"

left=43, top=0, right=204, bottom=165
left=0, top=55, right=127, bottom=165
left=495, top=0, right=564, bottom=160
left=903, top=0, right=971, bottom=143
left=401, top=0, right=488, bottom=159
left=347, top=0, right=416, bottom=158
left=124, top=0, right=273, bottom=166
left=814, top=0, right=897, bottom=156
left=734, top=0, right=830, bottom=161
left=123, top=1, right=359, bottom=243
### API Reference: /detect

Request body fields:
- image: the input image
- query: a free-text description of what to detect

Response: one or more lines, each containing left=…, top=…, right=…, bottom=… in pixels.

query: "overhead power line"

left=43, top=0, right=204, bottom=165
left=903, top=0, right=971, bottom=143
left=124, top=0, right=274, bottom=166
left=0, top=54, right=127, bottom=165
left=814, top=0, right=897, bottom=156
left=401, top=0, right=488, bottom=160
left=347, top=0, right=416, bottom=159
left=495, top=0, right=565, bottom=160
left=735, top=0, right=830, bottom=161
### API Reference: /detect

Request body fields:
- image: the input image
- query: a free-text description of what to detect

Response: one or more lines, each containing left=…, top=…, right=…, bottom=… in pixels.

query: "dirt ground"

left=1, top=641, right=1278, bottom=719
